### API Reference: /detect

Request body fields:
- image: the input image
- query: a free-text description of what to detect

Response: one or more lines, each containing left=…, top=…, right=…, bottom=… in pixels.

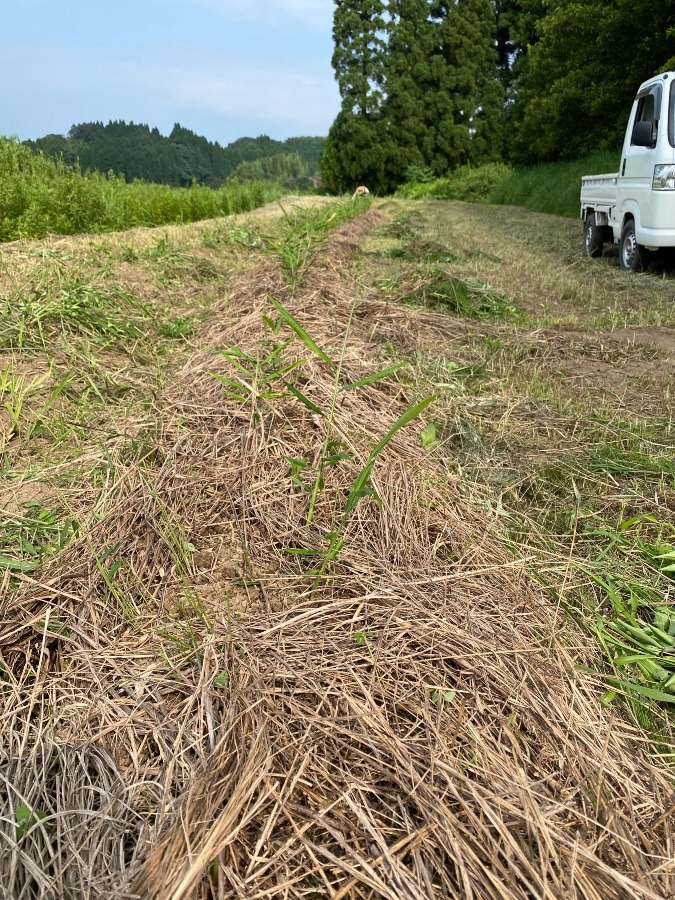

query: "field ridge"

left=1, top=200, right=674, bottom=898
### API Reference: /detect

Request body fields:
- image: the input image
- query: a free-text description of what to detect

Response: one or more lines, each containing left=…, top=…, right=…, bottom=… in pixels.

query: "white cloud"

left=116, top=57, right=339, bottom=133
left=161, top=0, right=332, bottom=31
left=0, top=37, right=339, bottom=142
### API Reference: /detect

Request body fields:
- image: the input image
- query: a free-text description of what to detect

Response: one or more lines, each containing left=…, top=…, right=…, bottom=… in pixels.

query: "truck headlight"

left=653, top=164, right=675, bottom=190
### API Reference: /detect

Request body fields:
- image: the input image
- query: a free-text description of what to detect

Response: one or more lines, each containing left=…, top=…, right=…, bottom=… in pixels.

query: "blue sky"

left=0, top=0, right=340, bottom=145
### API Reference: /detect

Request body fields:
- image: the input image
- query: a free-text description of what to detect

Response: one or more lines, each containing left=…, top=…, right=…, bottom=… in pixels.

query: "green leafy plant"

left=430, top=687, right=457, bottom=704
left=157, top=316, right=196, bottom=340
left=275, top=298, right=432, bottom=578
left=409, top=275, right=522, bottom=320
left=208, top=340, right=302, bottom=408
left=262, top=200, right=369, bottom=292
left=0, top=503, right=79, bottom=573
left=15, top=803, right=47, bottom=840
left=420, top=423, right=438, bottom=450
left=210, top=294, right=433, bottom=583
left=583, top=518, right=675, bottom=708
left=396, top=163, right=511, bottom=203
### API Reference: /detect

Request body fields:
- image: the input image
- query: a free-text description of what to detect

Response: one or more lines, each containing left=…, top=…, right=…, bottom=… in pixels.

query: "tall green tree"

left=322, top=0, right=391, bottom=193
left=432, top=0, right=504, bottom=168
left=383, top=0, right=438, bottom=184
left=332, top=0, right=388, bottom=114
left=494, top=0, right=547, bottom=89
left=322, top=110, right=390, bottom=193
left=384, top=0, right=503, bottom=186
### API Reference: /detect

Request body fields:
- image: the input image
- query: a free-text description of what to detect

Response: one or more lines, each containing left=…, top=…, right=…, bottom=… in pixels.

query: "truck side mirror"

left=632, top=120, right=656, bottom=148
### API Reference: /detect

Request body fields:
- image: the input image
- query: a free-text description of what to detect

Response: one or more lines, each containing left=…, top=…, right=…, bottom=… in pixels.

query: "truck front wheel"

left=619, top=220, right=649, bottom=272
left=583, top=212, right=604, bottom=258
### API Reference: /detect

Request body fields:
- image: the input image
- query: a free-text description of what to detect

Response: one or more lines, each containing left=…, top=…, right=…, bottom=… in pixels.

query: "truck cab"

left=580, top=71, right=675, bottom=271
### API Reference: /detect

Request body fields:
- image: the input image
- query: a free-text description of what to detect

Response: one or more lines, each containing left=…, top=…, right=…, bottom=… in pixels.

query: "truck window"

left=632, top=86, right=662, bottom=145
left=670, top=80, right=675, bottom=148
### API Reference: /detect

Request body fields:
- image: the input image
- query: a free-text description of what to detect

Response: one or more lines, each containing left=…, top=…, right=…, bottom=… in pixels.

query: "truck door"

left=619, top=84, right=663, bottom=232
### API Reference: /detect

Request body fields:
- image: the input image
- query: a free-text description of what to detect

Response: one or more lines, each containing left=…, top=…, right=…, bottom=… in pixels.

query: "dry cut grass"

left=1, top=209, right=674, bottom=899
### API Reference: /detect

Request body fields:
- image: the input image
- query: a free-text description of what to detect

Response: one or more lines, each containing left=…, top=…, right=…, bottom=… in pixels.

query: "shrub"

left=396, top=163, right=512, bottom=203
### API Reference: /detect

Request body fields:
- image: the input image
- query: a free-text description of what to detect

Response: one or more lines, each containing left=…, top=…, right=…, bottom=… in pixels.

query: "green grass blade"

left=369, top=395, right=435, bottom=460
left=284, top=382, right=324, bottom=416
left=269, top=296, right=336, bottom=368
left=608, top=678, right=675, bottom=704
left=0, top=554, right=39, bottom=572
left=340, top=362, right=407, bottom=392
left=284, top=547, right=323, bottom=556
left=343, top=460, right=376, bottom=519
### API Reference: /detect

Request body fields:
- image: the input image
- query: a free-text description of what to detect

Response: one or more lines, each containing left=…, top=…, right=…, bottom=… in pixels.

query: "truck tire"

left=619, top=220, right=649, bottom=272
left=583, top=212, right=604, bottom=258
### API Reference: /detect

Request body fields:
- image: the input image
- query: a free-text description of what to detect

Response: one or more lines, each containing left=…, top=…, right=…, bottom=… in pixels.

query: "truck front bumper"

left=637, top=192, right=675, bottom=248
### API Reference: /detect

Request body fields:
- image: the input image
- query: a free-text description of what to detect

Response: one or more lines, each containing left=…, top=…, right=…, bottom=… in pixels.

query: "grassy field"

left=2, top=197, right=675, bottom=898
left=487, top=150, right=622, bottom=218
left=0, top=137, right=283, bottom=241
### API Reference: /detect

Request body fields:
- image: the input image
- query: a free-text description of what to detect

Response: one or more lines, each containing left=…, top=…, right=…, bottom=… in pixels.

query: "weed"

left=0, top=502, right=79, bottom=573
left=378, top=214, right=423, bottom=241
left=409, top=275, right=522, bottom=320
left=582, top=518, right=675, bottom=704
left=157, top=316, right=196, bottom=340
left=15, top=803, right=48, bottom=840
left=210, top=295, right=432, bottom=580
left=385, top=239, right=458, bottom=264
left=262, top=199, right=368, bottom=292
left=587, top=443, right=675, bottom=479
left=0, top=280, right=156, bottom=349
left=226, top=225, right=263, bottom=249
left=209, top=339, right=302, bottom=408
left=265, top=295, right=426, bottom=557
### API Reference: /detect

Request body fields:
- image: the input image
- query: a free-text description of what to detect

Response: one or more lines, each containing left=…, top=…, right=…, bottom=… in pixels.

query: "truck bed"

left=580, top=173, right=618, bottom=207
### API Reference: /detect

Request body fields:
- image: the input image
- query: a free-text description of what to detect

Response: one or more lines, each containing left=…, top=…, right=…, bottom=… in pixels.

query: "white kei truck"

left=580, top=71, right=675, bottom=271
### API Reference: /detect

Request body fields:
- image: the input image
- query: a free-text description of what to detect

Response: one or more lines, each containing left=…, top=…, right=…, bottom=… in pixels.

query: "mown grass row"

left=0, top=214, right=259, bottom=482
left=360, top=202, right=675, bottom=745
left=0, top=137, right=284, bottom=242
left=0, top=198, right=366, bottom=570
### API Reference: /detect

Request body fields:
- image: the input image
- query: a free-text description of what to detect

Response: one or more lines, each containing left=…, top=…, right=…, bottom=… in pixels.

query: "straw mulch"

left=1, top=213, right=674, bottom=899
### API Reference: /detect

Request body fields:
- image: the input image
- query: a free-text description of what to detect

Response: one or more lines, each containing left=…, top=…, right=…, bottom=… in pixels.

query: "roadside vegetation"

left=487, top=150, right=623, bottom=218
left=396, top=151, right=623, bottom=219
left=2, top=197, right=675, bottom=898
left=0, top=137, right=283, bottom=242
left=395, top=162, right=511, bottom=203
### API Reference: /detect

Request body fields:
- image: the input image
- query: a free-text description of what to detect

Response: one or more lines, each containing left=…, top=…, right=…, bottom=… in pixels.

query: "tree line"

left=25, top=122, right=325, bottom=190
left=323, top=0, right=675, bottom=194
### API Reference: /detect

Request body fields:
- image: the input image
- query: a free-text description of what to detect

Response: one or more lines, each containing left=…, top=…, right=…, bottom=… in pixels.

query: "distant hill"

left=24, top=121, right=325, bottom=189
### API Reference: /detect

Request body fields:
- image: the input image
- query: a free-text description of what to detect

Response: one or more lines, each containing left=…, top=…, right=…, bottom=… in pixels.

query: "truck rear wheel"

left=619, top=220, right=649, bottom=272
left=583, top=212, right=604, bottom=258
